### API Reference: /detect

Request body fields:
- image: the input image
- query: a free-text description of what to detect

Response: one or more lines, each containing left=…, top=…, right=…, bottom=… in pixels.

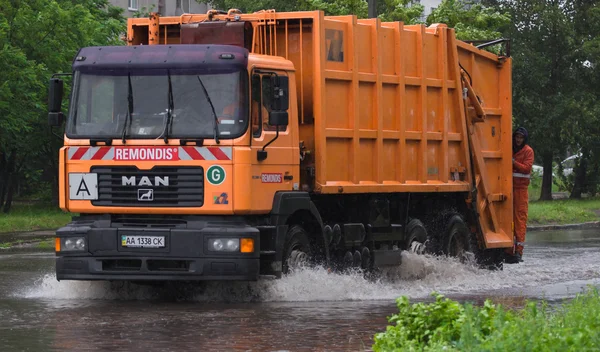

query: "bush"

left=373, top=288, right=600, bottom=351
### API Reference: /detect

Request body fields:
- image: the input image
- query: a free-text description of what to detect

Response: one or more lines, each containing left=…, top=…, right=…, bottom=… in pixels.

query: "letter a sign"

left=69, top=173, right=98, bottom=200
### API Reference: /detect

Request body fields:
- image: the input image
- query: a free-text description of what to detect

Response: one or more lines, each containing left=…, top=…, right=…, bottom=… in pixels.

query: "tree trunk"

left=540, top=151, right=554, bottom=201
left=2, top=172, right=16, bottom=213
left=0, top=152, right=6, bottom=208
left=0, top=150, right=16, bottom=208
left=570, top=149, right=588, bottom=199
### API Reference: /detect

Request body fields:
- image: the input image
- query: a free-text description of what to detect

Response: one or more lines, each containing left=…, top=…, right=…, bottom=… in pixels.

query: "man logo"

left=122, top=176, right=169, bottom=187
left=138, top=189, right=154, bottom=201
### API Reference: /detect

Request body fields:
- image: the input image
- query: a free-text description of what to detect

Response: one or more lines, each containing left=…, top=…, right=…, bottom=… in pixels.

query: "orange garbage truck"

left=47, top=9, right=514, bottom=282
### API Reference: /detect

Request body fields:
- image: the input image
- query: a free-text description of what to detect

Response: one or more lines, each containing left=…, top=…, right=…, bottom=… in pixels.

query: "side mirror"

left=270, top=75, right=289, bottom=111
left=268, top=111, right=288, bottom=126
left=48, top=78, right=64, bottom=126
left=48, top=112, right=64, bottom=127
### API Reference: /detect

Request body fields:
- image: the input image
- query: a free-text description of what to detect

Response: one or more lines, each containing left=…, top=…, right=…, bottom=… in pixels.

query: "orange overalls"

left=512, top=144, right=534, bottom=256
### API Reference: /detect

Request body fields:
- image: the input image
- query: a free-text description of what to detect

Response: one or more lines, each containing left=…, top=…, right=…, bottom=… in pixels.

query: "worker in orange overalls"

left=506, top=127, right=534, bottom=264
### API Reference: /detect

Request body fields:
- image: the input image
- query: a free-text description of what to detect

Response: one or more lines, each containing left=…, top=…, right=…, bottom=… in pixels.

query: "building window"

left=128, top=0, right=138, bottom=11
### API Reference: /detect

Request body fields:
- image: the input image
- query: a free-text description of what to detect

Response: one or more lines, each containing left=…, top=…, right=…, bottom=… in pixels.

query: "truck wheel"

left=282, top=225, right=313, bottom=274
left=443, top=215, right=474, bottom=263
left=405, top=219, right=427, bottom=254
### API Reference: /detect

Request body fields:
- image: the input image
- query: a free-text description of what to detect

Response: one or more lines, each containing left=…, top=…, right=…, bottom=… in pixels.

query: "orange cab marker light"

left=240, top=238, right=254, bottom=253
left=55, top=238, right=61, bottom=252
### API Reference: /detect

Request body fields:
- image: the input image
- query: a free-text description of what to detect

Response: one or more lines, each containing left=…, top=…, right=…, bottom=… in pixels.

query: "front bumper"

left=55, top=217, right=261, bottom=281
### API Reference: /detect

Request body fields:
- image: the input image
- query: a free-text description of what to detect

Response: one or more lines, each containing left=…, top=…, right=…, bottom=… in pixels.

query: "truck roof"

left=72, top=44, right=249, bottom=73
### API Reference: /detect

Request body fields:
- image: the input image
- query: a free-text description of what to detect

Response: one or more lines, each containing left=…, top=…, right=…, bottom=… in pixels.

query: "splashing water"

left=16, top=242, right=600, bottom=303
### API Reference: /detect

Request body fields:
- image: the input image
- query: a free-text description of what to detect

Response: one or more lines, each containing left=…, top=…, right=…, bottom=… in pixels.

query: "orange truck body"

left=51, top=10, right=514, bottom=282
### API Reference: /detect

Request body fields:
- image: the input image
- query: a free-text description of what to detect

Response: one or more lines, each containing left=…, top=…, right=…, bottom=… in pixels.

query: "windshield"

left=66, top=70, right=248, bottom=140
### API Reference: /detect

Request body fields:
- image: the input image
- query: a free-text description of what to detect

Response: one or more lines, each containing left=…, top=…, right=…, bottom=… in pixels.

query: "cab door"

left=249, top=70, right=297, bottom=212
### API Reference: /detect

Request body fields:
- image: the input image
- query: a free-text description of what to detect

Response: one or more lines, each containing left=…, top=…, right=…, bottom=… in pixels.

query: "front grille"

left=147, top=260, right=191, bottom=272
left=91, top=166, right=204, bottom=207
left=102, top=259, right=142, bottom=271
left=111, top=214, right=187, bottom=228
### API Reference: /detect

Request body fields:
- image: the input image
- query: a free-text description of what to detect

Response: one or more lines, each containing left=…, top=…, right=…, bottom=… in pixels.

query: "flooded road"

left=1, top=228, right=599, bottom=351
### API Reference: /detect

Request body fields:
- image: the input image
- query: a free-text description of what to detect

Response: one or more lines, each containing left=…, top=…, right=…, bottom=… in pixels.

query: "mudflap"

left=372, top=249, right=403, bottom=268
left=257, top=224, right=285, bottom=279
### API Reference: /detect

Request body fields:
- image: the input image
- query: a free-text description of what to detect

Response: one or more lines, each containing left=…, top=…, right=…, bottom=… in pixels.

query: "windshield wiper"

left=160, top=70, right=175, bottom=144
left=120, top=73, right=134, bottom=143
left=197, top=76, right=220, bottom=144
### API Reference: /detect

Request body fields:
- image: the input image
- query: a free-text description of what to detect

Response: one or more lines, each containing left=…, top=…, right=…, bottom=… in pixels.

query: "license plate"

left=121, top=235, right=165, bottom=248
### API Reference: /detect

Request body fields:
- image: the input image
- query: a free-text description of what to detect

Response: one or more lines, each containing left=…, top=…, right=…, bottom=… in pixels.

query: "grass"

left=528, top=197, right=600, bottom=225
left=36, top=238, right=55, bottom=249
left=526, top=173, right=600, bottom=225
left=373, top=288, right=600, bottom=351
left=0, top=202, right=72, bottom=233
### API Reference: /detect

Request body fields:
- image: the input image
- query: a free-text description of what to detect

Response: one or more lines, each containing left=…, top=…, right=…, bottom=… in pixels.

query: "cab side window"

left=251, top=72, right=288, bottom=137
left=261, top=76, right=280, bottom=132
left=251, top=74, right=262, bottom=137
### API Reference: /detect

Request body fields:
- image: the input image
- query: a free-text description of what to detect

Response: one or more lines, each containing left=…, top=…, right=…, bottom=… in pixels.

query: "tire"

left=282, top=225, right=313, bottom=275
left=405, top=219, right=427, bottom=254
left=423, top=211, right=454, bottom=256
left=443, top=214, right=475, bottom=264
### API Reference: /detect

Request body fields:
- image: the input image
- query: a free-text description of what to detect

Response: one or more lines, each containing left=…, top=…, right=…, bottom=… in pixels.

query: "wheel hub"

left=409, top=240, right=425, bottom=254
left=287, top=249, right=309, bottom=270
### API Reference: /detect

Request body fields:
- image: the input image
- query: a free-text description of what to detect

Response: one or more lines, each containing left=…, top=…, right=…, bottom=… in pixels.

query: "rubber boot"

left=504, top=252, right=521, bottom=264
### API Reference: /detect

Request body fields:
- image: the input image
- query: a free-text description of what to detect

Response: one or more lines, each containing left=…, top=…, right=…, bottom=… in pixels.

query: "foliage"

left=306, top=0, right=368, bottom=17
left=203, top=0, right=416, bottom=20
left=373, top=288, right=600, bottom=351
left=544, top=1, right=600, bottom=199
left=373, top=293, right=501, bottom=351
left=0, top=0, right=125, bottom=212
left=204, top=0, right=316, bottom=14
left=378, top=0, right=424, bottom=24
left=426, top=0, right=511, bottom=41
left=499, top=0, right=600, bottom=200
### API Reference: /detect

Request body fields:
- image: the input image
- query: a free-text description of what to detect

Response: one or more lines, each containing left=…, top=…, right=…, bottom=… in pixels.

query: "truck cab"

left=49, top=27, right=303, bottom=281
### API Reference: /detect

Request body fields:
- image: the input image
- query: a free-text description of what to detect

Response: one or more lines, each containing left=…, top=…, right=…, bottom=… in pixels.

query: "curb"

left=1, top=229, right=56, bottom=236
left=527, top=221, right=600, bottom=232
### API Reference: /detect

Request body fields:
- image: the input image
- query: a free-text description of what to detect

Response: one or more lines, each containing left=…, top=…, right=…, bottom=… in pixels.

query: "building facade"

left=419, top=0, right=443, bottom=17
left=109, top=0, right=211, bottom=18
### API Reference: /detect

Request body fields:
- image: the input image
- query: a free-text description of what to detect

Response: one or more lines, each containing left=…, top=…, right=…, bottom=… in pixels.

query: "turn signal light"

left=241, top=238, right=254, bottom=253
left=55, top=238, right=61, bottom=252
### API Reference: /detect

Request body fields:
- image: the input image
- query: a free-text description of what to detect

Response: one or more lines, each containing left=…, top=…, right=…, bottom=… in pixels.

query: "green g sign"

left=207, top=165, right=226, bottom=185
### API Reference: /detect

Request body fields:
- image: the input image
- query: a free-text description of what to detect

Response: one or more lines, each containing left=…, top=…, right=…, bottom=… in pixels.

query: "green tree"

left=0, top=0, right=125, bottom=212
left=378, top=0, right=424, bottom=23
left=426, top=0, right=511, bottom=40
left=499, top=0, right=599, bottom=201
left=561, top=0, right=600, bottom=199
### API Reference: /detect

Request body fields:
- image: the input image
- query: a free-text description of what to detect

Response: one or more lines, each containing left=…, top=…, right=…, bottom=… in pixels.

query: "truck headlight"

left=58, top=237, right=87, bottom=252
left=208, top=238, right=240, bottom=252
